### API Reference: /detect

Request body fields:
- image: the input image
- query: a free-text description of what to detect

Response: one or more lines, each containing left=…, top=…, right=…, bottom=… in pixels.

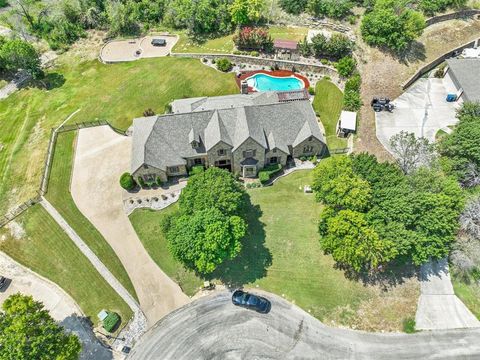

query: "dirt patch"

left=355, top=18, right=480, bottom=159
left=324, top=277, right=420, bottom=332
left=6, top=220, right=26, bottom=240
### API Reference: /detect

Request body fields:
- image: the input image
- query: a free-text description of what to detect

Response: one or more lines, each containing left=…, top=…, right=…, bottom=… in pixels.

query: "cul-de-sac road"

left=128, top=290, right=480, bottom=360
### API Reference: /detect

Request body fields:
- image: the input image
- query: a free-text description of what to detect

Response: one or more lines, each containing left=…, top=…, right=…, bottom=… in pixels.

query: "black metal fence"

left=0, top=120, right=126, bottom=228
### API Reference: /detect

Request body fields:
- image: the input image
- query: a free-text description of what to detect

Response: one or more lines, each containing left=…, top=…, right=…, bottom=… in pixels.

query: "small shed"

left=336, top=110, right=357, bottom=138
left=273, top=39, right=299, bottom=60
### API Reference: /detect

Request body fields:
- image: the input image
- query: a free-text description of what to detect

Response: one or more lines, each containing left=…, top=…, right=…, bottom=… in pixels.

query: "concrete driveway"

left=0, top=251, right=112, bottom=360
left=100, top=35, right=178, bottom=63
left=70, top=126, right=189, bottom=326
left=376, top=77, right=460, bottom=153
left=416, top=258, right=480, bottom=330
left=128, top=290, right=480, bottom=360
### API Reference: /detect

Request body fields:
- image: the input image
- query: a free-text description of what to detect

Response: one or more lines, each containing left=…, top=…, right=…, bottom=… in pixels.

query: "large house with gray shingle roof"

left=131, top=91, right=326, bottom=182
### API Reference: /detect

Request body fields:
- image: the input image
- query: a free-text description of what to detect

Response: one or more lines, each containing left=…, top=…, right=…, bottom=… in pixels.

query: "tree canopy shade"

left=0, top=294, right=81, bottom=360
left=319, top=209, right=397, bottom=272
left=361, top=0, right=426, bottom=52
left=229, top=0, right=266, bottom=25
left=179, top=167, right=247, bottom=216
left=312, top=154, right=464, bottom=272
left=167, top=168, right=248, bottom=274
left=0, top=38, right=42, bottom=78
left=278, top=0, right=307, bottom=14
left=167, top=208, right=246, bottom=274
left=312, top=157, right=372, bottom=212
left=439, top=102, right=480, bottom=188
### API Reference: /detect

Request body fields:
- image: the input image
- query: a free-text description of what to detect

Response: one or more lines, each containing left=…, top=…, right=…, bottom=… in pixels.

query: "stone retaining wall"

left=171, top=52, right=337, bottom=76
left=426, top=9, right=480, bottom=26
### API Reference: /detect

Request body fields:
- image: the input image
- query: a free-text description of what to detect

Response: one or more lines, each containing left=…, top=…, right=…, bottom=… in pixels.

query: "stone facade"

left=292, top=137, right=326, bottom=159
left=133, top=165, right=168, bottom=183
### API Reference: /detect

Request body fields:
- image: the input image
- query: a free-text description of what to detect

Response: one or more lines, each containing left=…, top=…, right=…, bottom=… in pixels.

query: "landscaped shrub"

left=345, top=73, right=361, bottom=93
left=402, top=318, right=416, bottom=333
left=189, top=165, right=205, bottom=176
left=137, top=176, right=146, bottom=188
left=308, top=86, right=315, bottom=95
left=233, top=27, right=273, bottom=52
left=143, top=108, right=155, bottom=116
left=103, top=312, right=120, bottom=333
left=156, top=177, right=163, bottom=186
left=258, top=164, right=282, bottom=184
left=335, top=56, right=356, bottom=77
left=120, top=172, right=136, bottom=190
left=216, top=58, right=232, bottom=72
left=343, top=73, right=362, bottom=111
left=250, top=50, right=259, bottom=57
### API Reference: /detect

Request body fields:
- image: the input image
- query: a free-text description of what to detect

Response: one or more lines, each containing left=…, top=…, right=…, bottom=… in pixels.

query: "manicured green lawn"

left=173, top=26, right=309, bottom=54
left=0, top=55, right=238, bottom=213
left=0, top=205, right=133, bottom=326
left=130, top=171, right=374, bottom=320
left=45, top=131, right=138, bottom=301
left=130, top=205, right=203, bottom=296
left=312, top=79, right=348, bottom=151
left=452, top=277, right=480, bottom=320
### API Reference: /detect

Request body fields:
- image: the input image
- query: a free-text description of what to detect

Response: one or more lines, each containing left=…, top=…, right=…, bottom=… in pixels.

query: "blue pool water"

left=246, top=73, right=304, bottom=92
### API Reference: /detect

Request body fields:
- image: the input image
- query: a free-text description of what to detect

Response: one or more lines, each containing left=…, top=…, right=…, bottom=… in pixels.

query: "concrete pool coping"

left=236, top=70, right=310, bottom=93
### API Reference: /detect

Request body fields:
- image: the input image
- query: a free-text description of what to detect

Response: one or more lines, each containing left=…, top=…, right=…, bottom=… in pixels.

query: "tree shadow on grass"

left=335, top=260, right=419, bottom=292
left=209, top=195, right=272, bottom=288
left=25, top=72, right=66, bottom=91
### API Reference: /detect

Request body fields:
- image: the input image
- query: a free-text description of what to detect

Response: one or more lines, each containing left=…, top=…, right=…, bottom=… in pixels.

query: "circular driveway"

left=128, top=290, right=480, bottom=360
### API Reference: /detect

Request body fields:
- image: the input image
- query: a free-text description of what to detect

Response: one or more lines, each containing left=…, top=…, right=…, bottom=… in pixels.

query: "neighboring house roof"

left=274, top=39, right=298, bottom=50
left=132, top=93, right=324, bottom=173
left=339, top=111, right=357, bottom=131
left=446, top=58, right=480, bottom=102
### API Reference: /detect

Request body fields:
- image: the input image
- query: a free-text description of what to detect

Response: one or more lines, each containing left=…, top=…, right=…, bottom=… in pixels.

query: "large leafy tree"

left=389, top=131, right=436, bottom=174
left=361, top=0, right=425, bottom=52
left=319, top=209, right=397, bottom=272
left=307, top=0, right=353, bottom=19
left=312, top=156, right=372, bottom=211
left=166, top=167, right=248, bottom=274
left=0, top=294, right=81, bottom=360
left=439, top=102, right=480, bottom=188
left=313, top=153, right=464, bottom=272
left=0, top=38, right=42, bottom=78
left=167, top=208, right=246, bottom=274
left=278, top=0, right=307, bottom=14
left=229, top=0, right=265, bottom=26
left=179, top=167, right=247, bottom=216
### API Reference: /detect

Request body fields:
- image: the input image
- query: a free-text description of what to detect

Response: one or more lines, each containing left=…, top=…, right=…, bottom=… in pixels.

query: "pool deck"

left=236, top=70, right=310, bottom=93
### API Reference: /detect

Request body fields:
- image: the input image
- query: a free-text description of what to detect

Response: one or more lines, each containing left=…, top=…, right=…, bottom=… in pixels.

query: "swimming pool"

left=246, top=73, right=305, bottom=92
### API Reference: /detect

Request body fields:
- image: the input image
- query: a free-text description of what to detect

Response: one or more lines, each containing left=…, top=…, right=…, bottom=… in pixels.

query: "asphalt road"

left=128, top=290, right=480, bottom=360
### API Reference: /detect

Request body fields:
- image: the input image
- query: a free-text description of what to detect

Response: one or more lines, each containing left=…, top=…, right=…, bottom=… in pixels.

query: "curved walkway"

left=128, top=290, right=480, bottom=360
left=70, top=126, right=189, bottom=326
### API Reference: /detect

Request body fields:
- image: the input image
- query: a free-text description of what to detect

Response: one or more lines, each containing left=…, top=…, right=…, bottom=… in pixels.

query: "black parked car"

left=232, top=290, right=271, bottom=313
left=0, top=276, right=8, bottom=290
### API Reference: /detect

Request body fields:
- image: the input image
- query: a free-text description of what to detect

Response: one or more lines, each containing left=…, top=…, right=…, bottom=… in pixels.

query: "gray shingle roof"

left=446, top=58, right=480, bottom=102
left=132, top=94, right=324, bottom=172
left=171, top=92, right=281, bottom=113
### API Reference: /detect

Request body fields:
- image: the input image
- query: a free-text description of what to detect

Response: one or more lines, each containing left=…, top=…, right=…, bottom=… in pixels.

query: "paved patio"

left=376, top=77, right=461, bottom=154
left=100, top=35, right=178, bottom=63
